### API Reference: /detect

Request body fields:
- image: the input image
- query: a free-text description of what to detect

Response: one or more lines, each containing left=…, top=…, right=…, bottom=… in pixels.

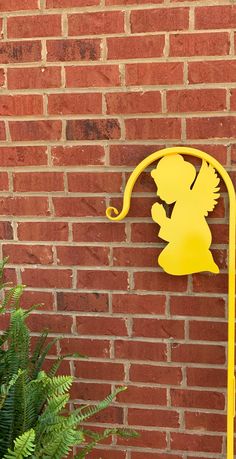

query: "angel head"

left=151, top=155, right=196, bottom=204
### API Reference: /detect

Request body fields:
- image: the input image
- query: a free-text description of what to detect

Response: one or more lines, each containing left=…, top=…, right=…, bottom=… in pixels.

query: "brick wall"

left=0, top=0, right=235, bottom=457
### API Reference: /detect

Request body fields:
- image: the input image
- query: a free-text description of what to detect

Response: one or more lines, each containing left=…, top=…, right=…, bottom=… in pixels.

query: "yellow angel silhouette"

left=151, top=154, right=220, bottom=275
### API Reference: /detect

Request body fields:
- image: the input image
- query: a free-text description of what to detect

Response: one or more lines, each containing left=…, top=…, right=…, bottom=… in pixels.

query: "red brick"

left=114, top=340, right=167, bottom=362
left=167, top=89, right=226, bottom=113
left=47, top=39, right=101, bottom=61
left=126, top=118, right=181, bottom=140
left=112, top=293, right=166, bottom=315
left=18, top=222, right=68, bottom=241
left=53, top=197, right=105, bottom=217
left=170, top=296, right=225, bottom=318
left=73, top=222, right=126, bottom=243
left=66, top=65, right=120, bottom=88
left=0, top=122, right=6, bottom=140
left=21, top=268, right=72, bottom=289
left=130, top=364, right=182, bottom=385
left=118, top=385, right=166, bottom=405
left=52, top=145, right=105, bottom=166
left=10, top=121, right=62, bottom=141
left=189, top=320, right=227, bottom=342
left=112, top=196, right=156, bottom=218
left=8, top=15, right=61, bottom=38
left=128, top=408, right=179, bottom=428
left=0, top=0, right=38, bottom=10
left=0, top=95, right=43, bottom=116
left=27, top=313, right=72, bottom=333
left=0, top=69, right=5, bottom=87
left=195, top=5, right=236, bottom=29
left=106, top=0, right=164, bottom=3
left=107, top=35, right=165, bottom=59
left=48, top=93, right=102, bottom=115
left=47, top=0, right=99, bottom=6
left=230, top=89, right=236, bottom=110
left=74, top=360, right=125, bottom=381
left=187, top=368, right=226, bottom=388
left=0, top=222, right=13, bottom=240
left=66, top=119, right=121, bottom=140
left=109, top=144, right=161, bottom=166
left=0, top=146, right=47, bottom=167
left=68, top=12, right=124, bottom=35
left=13, top=172, right=64, bottom=192
left=119, top=429, right=166, bottom=449
left=131, top=8, right=189, bottom=32
left=0, top=41, right=41, bottom=63
left=77, top=270, right=128, bottom=290
left=211, top=223, right=229, bottom=244
left=113, top=247, right=161, bottom=267
left=170, top=433, right=222, bottom=453
left=0, top=172, right=8, bottom=190
left=85, top=451, right=125, bottom=459
left=171, top=343, right=226, bottom=364
left=4, top=269, right=17, bottom=285
left=134, top=272, right=187, bottom=292
left=60, top=338, right=110, bottom=358
left=192, top=273, right=227, bottom=293
left=3, top=244, right=53, bottom=265
left=187, top=116, right=236, bottom=140
left=170, top=32, right=229, bottom=57
left=70, top=381, right=111, bottom=401
left=76, top=316, right=127, bottom=336
left=189, top=60, right=236, bottom=84
left=57, top=246, right=109, bottom=266
left=126, top=62, right=183, bottom=86
left=68, top=172, right=122, bottom=192
left=185, top=412, right=226, bottom=432
left=171, top=388, right=225, bottom=410
left=20, top=290, right=54, bottom=311
left=106, top=91, right=162, bottom=115
left=133, top=318, right=184, bottom=339
left=8, top=67, right=61, bottom=89
left=57, top=292, right=108, bottom=312
left=131, top=454, right=182, bottom=459
left=0, top=197, right=49, bottom=216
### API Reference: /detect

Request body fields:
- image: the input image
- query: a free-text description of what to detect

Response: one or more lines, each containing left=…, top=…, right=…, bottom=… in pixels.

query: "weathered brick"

left=67, top=172, right=122, bottom=192
left=167, top=89, right=226, bottom=112
left=0, top=41, right=41, bottom=63
left=52, top=145, right=105, bottom=166
left=47, top=39, right=101, bottom=61
left=3, top=244, right=53, bottom=265
left=56, top=246, right=109, bottom=266
left=47, top=0, right=99, bottom=6
left=18, top=222, right=68, bottom=241
left=66, top=119, right=121, bottom=140
left=57, top=292, right=108, bottom=312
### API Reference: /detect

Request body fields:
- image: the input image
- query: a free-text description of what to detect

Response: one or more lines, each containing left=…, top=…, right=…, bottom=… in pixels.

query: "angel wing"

left=192, top=160, right=220, bottom=216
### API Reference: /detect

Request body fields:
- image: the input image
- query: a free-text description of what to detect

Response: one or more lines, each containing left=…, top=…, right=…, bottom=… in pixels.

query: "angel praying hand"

left=151, top=154, right=220, bottom=275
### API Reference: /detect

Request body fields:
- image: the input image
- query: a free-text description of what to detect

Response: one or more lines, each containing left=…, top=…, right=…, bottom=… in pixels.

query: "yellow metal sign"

left=106, top=146, right=236, bottom=459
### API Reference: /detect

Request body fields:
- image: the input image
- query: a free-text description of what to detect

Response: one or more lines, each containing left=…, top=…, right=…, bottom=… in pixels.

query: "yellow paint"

left=151, top=155, right=220, bottom=275
left=106, top=146, right=236, bottom=458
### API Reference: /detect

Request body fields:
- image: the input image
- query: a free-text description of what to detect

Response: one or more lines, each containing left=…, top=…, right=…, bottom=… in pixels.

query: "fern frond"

left=3, top=429, right=35, bottom=459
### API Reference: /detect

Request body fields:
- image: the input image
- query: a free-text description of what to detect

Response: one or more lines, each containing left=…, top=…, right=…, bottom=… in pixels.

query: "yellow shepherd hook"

left=106, top=146, right=236, bottom=459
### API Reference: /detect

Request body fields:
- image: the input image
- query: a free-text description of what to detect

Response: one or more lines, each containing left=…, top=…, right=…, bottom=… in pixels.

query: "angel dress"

left=157, top=160, right=220, bottom=275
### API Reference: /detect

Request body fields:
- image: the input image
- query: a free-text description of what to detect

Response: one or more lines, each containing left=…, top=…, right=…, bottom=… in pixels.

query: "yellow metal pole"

left=106, top=146, right=236, bottom=458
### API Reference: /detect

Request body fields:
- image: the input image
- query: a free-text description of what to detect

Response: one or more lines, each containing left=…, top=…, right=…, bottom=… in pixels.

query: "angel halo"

left=150, top=154, right=220, bottom=275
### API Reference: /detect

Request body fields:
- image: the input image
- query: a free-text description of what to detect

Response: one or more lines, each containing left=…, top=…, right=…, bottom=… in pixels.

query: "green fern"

left=2, top=429, right=35, bottom=459
left=0, top=260, right=137, bottom=459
